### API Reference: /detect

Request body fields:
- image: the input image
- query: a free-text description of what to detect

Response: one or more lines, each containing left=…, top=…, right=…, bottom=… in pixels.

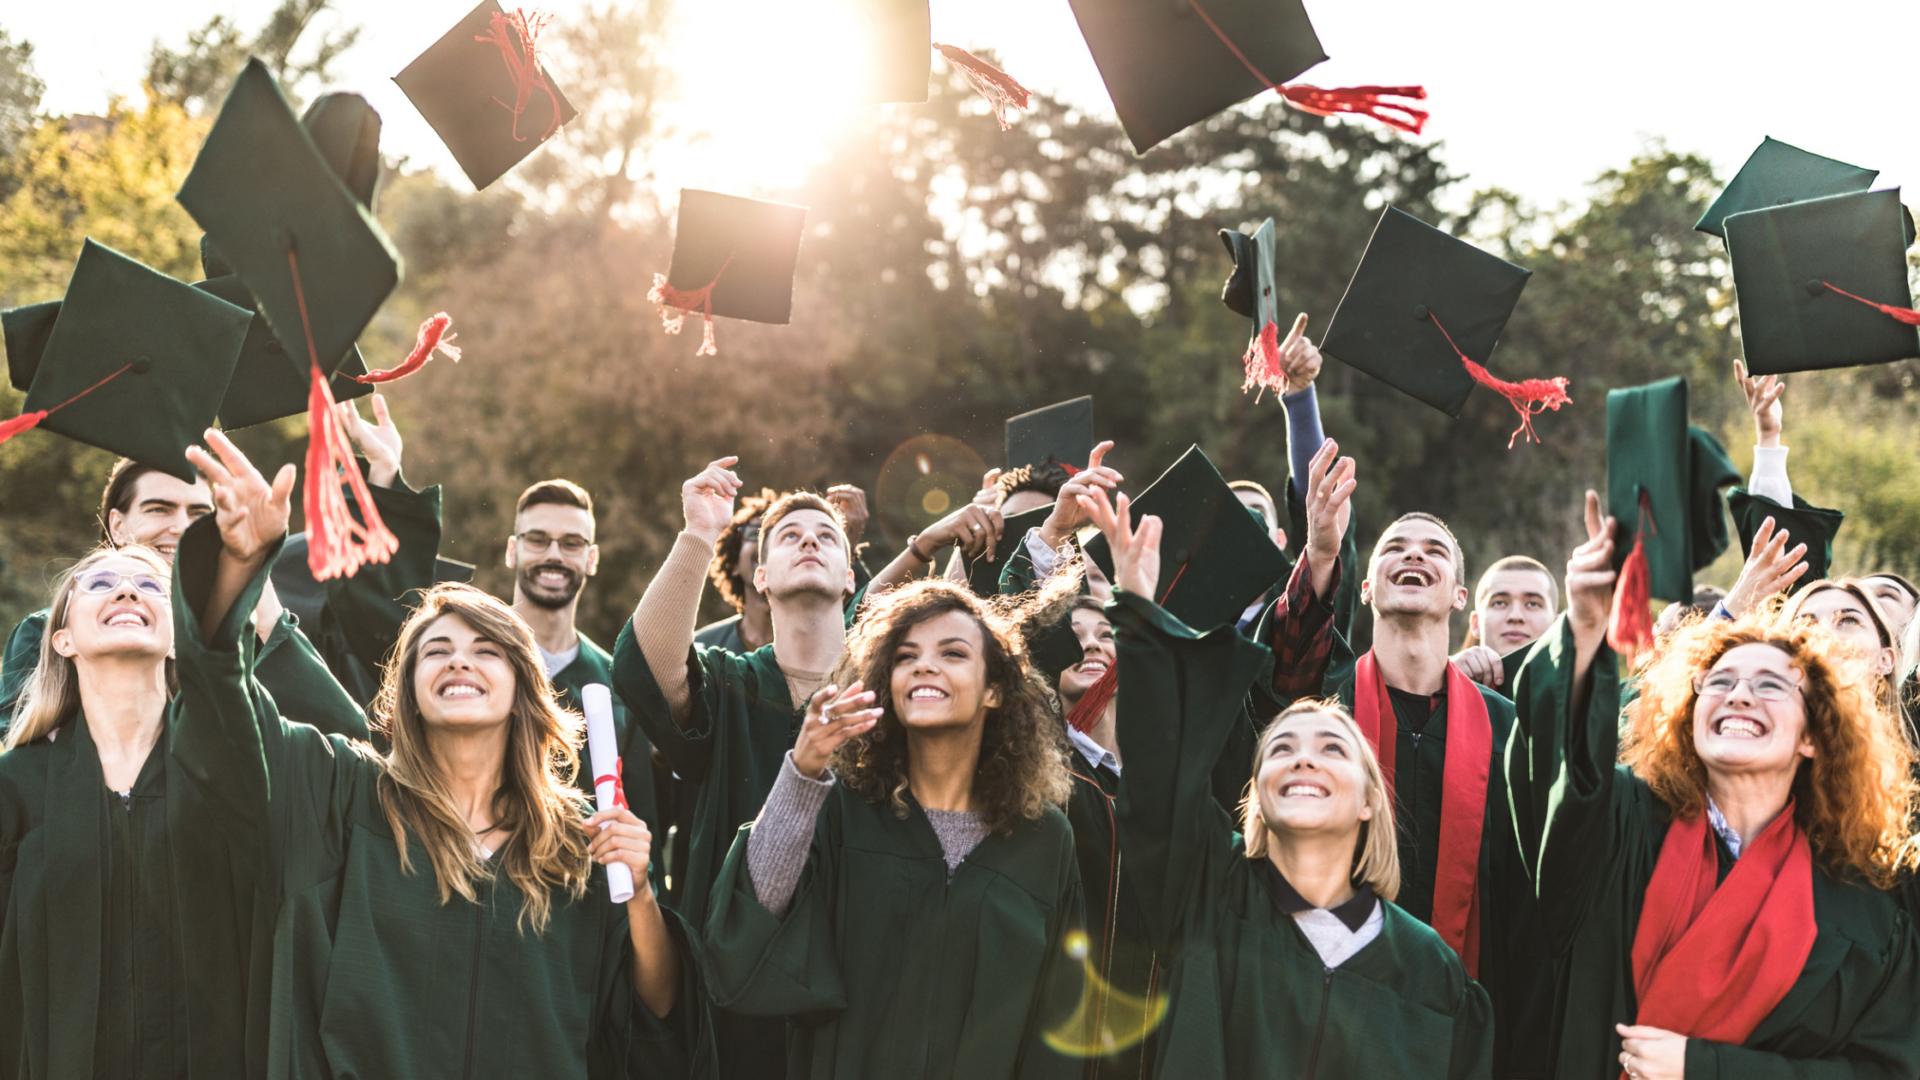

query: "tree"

left=0, top=27, right=44, bottom=168
left=147, top=0, right=360, bottom=115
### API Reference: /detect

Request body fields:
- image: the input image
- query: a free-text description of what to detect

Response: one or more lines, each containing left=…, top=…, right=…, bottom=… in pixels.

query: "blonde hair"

left=372, top=583, right=592, bottom=933
left=1241, top=699, right=1402, bottom=902
left=7, top=545, right=175, bottom=750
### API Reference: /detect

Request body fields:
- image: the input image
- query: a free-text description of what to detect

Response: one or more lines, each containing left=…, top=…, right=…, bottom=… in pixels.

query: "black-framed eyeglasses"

left=73, top=569, right=169, bottom=599
left=1692, top=670, right=1801, bottom=701
left=515, top=532, right=591, bottom=556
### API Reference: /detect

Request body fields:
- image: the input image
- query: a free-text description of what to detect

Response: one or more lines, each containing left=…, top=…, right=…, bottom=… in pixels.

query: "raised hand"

left=186, top=429, right=295, bottom=566
left=826, top=485, right=870, bottom=547
left=336, top=392, right=403, bottom=488
left=1278, top=313, right=1323, bottom=393
left=1303, top=438, right=1356, bottom=600
left=793, top=681, right=882, bottom=779
left=1038, top=440, right=1123, bottom=549
left=1566, top=491, right=1617, bottom=666
left=1722, top=516, right=1808, bottom=617
left=1078, top=486, right=1161, bottom=600
left=683, top=457, right=742, bottom=544
left=971, top=468, right=1004, bottom=508
left=1735, top=359, right=1784, bottom=448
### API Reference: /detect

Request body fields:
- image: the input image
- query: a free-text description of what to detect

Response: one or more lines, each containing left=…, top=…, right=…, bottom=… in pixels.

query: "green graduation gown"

left=159, top=518, right=713, bottom=1080
left=703, top=786, right=1082, bottom=1080
left=1109, top=590, right=1493, bottom=1080
left=1507, top=616, right=1920, bottom=1080
left=1061, top=753, right=1162, bottom=1080
left=551, top=632, right=664, bottom=893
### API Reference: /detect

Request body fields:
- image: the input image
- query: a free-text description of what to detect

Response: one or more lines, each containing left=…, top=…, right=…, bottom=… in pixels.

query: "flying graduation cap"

left=1321, top=206, right=1570, bottom=446
left=1724, top=188, right=1920, bottom=375
left=846, top=0, right=1036, bottom=128
left=1220, top=218, right=1293, bottom=397
left=1604, top=377, right=1741, bottom=658
left=395, top=0, right=578, bottom=191
left=0, top=240, right=251, bottom=479
left=1066, top=0, right=1426, bottom=155
left=177, top=58, right=404, bottom=580
left=649, top=189, right=809, bottom=356
left=1695, top=137, right=1877, bottom=241
left=1006, top=397, right=1095, bottom=475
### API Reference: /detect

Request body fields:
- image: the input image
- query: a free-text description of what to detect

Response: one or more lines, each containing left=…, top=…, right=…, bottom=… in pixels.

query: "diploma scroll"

left=580, top=683, right=636, bottom=903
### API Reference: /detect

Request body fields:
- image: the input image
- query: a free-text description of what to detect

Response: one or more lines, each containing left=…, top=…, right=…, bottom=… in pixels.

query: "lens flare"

left=1042, top=929, right=1168, bottom=1057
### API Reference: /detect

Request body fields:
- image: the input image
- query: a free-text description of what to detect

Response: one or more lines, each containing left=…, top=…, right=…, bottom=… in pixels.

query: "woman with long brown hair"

left=1509, top=492, right=1920, bottom=1080
left=702, top=577, right=1081, bottom=1080
left=171, top=432, right=709, bottom=1079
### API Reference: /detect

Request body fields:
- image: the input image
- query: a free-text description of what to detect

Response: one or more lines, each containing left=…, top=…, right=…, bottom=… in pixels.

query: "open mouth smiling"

left=438, top=680, right=486, bottom=700
left=1712, top=715, right=1768, bottom=739
left=1390, top=566, right=1435, bottom=588
left=907, top=685, right=949, bottom=703
left=1280, top=781, right=1329, bottom=798
left=104, top=610, right=151, bottom=629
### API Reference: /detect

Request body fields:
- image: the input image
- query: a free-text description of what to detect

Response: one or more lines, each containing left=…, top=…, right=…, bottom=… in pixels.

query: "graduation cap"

left=1006, top=397, right=1095, bottom=474
left=190, top=274, right=374, bottom=430
left=1322, top=206, right=1569, bottom=446
left=0, top=240, right=250, bottom=480
left=1695, top=137, right=1877, bottom=240
left=177, top=58, right=403, bottom=579
left=2, top=300, right=61, bottom=392
left=394, top=0, right=577, bottom=191
left=301, top=92, right=383, bottom=210
left=1604, top=377, right=1741, bottom=656
left=1220, top=218, right=1293, bottom=396
left=1065, top=0, right=1426, bottom=155
left=648, top=189, right=808, bottom=356
left=1728, top=490, right=1844, bottom=588
left=1082, top=445, right=1286, bottom=633
left=965, top=503, right=1057, bottom=597
left=274, top=534, right=476, bottom=627
left=1725, top=188, right=1920, bottom=376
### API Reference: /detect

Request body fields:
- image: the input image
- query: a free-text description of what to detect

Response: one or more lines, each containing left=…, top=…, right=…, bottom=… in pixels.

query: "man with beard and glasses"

left=504, top=479, right=662, bottom=880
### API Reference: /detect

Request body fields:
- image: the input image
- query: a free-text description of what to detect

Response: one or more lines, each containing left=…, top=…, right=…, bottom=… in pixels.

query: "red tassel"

left=354, top=313, right=461, bottom=384
left=1819, top=281, right=1920, bottom=325
left=1428, top=312, right=1571, bottom=447
left=475, top=8, right=564, bottom=143
left=1066, top=664, right=1117, bottom=734
left=1185, top=0, right=1429, bottom=134
left=1608, top=534, right=1654, bottom=661
left=934, top=43, right=1034, bottom=130
left=0, top=360, right=133, bottom=447
left=648, top=254, right=734, bottom=357
left=1279, top=84, right=1429, bottom=136
left=1240, top=319, right=1288, bottom=400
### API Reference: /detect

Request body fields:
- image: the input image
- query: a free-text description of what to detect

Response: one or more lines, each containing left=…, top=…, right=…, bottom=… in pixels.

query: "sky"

left=10, top=0, right=1920, bottom=216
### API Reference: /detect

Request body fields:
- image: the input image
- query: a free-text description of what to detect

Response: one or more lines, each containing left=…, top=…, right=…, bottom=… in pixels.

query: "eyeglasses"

left=1692, top=670, right=1802, bottom=701
left=514, top=532, right=591, bottom=556
left=739, top=523, right=761, bottom=543
left=73, top=568, right=169, bottom=599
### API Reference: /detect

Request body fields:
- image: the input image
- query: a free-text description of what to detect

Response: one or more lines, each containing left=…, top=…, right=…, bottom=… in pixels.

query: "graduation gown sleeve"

left=252, top=611, right=370, bottom=742
left=0, top=609, right=46, bottom=720
left=320, top=472, right=446, bottom=675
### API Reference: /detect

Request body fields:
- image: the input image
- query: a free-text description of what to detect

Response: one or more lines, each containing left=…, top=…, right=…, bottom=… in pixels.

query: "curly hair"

left=828, top=578, right=1072, bottom=834
left=996, top=462, right=1072, bottom=505
left=706, top=488, right=780, bottom=612
left=1621, top=608, right=1918, bottom=888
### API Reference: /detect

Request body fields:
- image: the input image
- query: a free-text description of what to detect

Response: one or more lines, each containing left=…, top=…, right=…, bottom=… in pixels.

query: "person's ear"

left=504, top=538, right=517, bottom=571
left=50, top=628, right=77, bottom=658
left=106, top=509, right=129, bottom=546
left=586, top=544, right=600, bottom=578
left=1357, top=798, right=1373, bottom=822
left=1359, top=579, right=1373, bottom=606
left=1452, top=585, right=1469, bottom=612
left=984, top=685, right=1003, bottom=709
left=1468, top=611, right=1482, bottom=640
left=753, top=564, right=769, bottom=595
left=1878, top=647, right=1896, bottom=677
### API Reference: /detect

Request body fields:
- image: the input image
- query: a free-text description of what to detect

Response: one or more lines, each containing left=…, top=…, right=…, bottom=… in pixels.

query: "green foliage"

left=0, top=27, right=44, bottom=169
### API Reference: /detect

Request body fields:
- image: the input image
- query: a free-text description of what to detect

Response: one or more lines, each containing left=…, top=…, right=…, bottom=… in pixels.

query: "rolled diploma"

left=580, top=683, right=636, bottom=903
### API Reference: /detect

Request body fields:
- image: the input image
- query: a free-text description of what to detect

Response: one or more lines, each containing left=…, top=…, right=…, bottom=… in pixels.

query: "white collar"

left=1705, top=796, right=1743, bottom=859
left=1066, top=724, right=1120, bottom=775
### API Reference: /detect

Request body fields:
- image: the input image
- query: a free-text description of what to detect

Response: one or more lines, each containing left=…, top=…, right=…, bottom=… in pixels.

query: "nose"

left=1722, top=677, right=1758, bottom=708
left=109, top=581, right=144, bottom=604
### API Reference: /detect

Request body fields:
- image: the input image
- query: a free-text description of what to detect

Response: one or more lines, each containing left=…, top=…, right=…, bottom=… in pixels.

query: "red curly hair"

left=1622, top=609, right=1917, bottom=887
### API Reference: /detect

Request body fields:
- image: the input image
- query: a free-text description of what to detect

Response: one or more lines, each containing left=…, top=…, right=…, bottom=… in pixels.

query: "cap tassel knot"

left=1066, top=663, right=1117, bottom=734
left=1426, top=311, right=1571, bottom=447
left=1184, top=0, right=1429, bottom=134
left=934, top=44, right=1034, bottom=130
left=1607, top=492, right=1656, bottom=662
left=476, top=8, right=564, bottom=143
left=649, top=253, right=734, bottom=357
left=287, top=248, right=399, bottom=580
left=355, top=312, right=461, bottom=384
left=0, top=361, right=134, bottom=447
left=1240, top=319, right=1289, bottom=400
left=1817, top=280, right=1920, bottom=326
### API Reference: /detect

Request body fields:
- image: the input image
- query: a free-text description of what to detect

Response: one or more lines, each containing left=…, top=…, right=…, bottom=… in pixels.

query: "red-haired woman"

left=1508, top=492, right=1920, bottom=1080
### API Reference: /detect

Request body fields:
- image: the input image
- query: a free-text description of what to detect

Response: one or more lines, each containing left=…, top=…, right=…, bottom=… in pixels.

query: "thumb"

left=271, top=463, right=297, bottom=505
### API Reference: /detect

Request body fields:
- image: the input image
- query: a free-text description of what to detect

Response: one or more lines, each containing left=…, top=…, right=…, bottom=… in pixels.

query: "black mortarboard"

left=1219, top=218, right=1277, bottom=326
left=1728, top=490, right=1844, bottom=588
left=300, top=92, right=383, bottom=210
left=1724, top=188, right=1920, bottom=375
left=178, top=59, right=402, bottom=382
left=1696, top=137, right=1876, bottom=240
left=1605, top=377, right=1740, bottom=604
left=1066, top=0, right=1326, bottom=154
left=16, top=240, right=250, bottom=480
left=191, top=273, right=373, bottom=430
left=394, top=0, right=578, bottom=191
left=965, top=503, right=1056, bottom=598
left=1083, top=445, right=1286, bottom=632
left=658, top=189, right=808, bottom=326
left=3, top=300, right=60, bottom=392
left=1006, top=397, right=1094, bottom=474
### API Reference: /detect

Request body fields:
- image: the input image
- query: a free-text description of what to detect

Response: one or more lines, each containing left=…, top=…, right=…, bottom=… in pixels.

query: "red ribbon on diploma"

left=594, top=758, right=627, bottom=810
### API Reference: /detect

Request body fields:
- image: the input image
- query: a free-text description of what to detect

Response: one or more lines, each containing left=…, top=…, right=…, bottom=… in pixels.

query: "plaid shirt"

left=1264, top=552, right=1342, bottom=700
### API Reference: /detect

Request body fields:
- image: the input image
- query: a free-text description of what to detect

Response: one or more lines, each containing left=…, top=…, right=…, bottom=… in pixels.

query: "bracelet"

left=906, top=533, right=935, bottom=563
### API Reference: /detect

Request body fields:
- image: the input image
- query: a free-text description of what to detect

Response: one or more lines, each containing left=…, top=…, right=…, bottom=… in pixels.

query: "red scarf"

left=1628, top=806, right=1816, bottom=1058
left=1352, top=653, right=1491, bottom=975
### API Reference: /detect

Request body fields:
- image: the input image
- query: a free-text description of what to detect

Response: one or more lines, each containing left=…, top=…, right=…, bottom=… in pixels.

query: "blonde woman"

left=173, top=432, right=709, bottom=1080
left=1086, top=488, right=1493, bottom=1080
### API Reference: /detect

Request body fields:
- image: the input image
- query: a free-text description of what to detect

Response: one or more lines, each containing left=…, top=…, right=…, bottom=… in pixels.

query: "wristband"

left=907, top=533, right=935, bottom=563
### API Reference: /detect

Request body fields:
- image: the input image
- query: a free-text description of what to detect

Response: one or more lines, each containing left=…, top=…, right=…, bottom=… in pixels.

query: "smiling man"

left=1453, top=556, right=1559, bottom=690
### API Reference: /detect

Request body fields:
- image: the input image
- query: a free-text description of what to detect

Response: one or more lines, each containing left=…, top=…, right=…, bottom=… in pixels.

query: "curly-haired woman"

left=166, top=433, right=711, bottom=1079
left=1509, top=492, right=1920, bottom=1080
left=702, top=578, right=1081, bottom=1080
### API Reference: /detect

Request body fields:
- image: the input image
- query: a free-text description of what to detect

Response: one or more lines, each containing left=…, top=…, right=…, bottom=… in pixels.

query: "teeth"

left=440, top=684, right=484, bottom=698
left=1282, top=784, right=1327, bottom=798
left=106, top=613, right=147, bottom=628
left=908, top=687, right=947, bottom=701
left=1718, top=718, right=1763, bottom=738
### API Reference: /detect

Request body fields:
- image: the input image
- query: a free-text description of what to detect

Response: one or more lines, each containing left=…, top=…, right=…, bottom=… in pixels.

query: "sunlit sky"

left=11, top=0, right=1920, bottom=216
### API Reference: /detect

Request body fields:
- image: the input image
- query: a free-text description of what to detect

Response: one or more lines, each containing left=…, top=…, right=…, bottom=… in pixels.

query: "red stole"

left=1352, top=652, right=1492, bottom=975
left=1628, top=806, right=1816, bottom=1053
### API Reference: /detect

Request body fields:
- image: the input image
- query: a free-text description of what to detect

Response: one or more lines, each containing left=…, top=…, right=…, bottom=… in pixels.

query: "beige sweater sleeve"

left=631, top=530, right=717, bottom=725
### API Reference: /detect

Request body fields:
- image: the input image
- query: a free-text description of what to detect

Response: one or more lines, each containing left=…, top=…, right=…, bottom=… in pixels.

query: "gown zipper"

left=1303, top=967, right=1334, bottom=1080
left=460, top=902, right=483, bottom=1079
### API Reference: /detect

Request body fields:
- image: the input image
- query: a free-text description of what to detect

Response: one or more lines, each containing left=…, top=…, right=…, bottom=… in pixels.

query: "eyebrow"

left=936, top=637, right=971, bottom=646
